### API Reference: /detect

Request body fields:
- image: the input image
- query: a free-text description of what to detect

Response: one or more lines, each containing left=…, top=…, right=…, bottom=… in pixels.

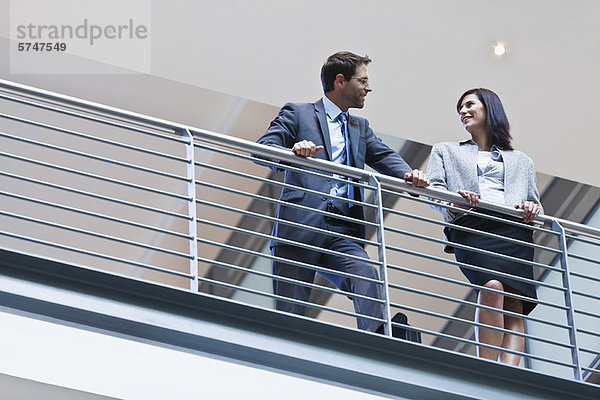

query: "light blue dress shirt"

left=323, top=95, right=350, bottom=198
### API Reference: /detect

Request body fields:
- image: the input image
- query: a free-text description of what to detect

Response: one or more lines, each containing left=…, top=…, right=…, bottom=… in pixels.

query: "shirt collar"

left=323, top=95, right=345, bottom=121
left=459, top=138, right=501, bottom=153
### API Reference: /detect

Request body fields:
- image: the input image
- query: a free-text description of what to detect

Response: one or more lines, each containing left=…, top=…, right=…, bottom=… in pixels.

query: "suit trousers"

left=271, top=214, right=383, bottom=332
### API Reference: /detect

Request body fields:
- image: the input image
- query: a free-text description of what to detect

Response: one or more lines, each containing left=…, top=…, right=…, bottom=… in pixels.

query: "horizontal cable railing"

left=0, top=78, right=598, bottom=384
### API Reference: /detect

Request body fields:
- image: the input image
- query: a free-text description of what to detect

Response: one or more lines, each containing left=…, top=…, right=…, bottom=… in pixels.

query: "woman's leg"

left=499, top=294, right=525, bottom=366
left=475, top=279, right=505, bottom=361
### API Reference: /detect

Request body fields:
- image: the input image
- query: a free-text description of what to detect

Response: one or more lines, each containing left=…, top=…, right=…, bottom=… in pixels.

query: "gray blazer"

left=426, top=139, right=543, bottom=223
left=257, top=99, right=413, bottom=247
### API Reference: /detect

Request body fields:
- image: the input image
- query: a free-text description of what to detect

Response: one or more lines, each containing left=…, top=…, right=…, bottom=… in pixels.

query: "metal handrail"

left=1, top=78, right=598, bottom=239
left=1, top=78, right=599, bottom=383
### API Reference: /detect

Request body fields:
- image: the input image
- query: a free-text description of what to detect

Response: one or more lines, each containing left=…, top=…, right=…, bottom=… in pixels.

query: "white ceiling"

left=147, top=0, right=600, bottom=187
left=1, top=0, right=599, bottom=187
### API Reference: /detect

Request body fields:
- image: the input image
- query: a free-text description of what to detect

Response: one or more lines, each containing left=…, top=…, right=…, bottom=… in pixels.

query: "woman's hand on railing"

left=515, top=201, right=542, bottom=223
left=456, top=190, right=480, bottom=208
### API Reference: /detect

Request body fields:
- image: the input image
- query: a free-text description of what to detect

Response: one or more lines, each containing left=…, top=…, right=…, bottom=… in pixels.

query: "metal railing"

left=0, top=78, right=598, bottom=383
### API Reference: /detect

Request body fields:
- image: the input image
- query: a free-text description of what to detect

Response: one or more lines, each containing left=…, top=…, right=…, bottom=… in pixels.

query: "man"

left=257, top=51, right=429, bottom=332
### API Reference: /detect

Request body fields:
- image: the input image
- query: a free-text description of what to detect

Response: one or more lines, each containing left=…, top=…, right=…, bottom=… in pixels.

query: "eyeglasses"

left=351, top=76, right=370, bottom=86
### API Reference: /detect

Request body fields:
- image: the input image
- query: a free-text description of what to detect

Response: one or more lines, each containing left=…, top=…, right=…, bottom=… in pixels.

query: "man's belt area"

left=326, top=201, right=350, bottom=217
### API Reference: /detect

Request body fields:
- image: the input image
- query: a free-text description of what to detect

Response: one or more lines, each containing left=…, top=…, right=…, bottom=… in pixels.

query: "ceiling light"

left=491, top=42, right=509, bottom=56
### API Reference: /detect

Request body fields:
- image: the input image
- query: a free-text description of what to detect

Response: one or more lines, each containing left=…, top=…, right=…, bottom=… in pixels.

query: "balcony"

left=1, top=78, right=599, bottom=399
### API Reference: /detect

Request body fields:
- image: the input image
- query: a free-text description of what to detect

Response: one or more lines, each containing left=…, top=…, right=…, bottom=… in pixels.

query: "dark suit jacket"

left=257, top=99, right=413, bottom=247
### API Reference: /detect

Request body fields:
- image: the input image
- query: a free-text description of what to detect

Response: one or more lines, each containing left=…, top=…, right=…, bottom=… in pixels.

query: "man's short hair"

left=320, top=51, right=371, bottom=94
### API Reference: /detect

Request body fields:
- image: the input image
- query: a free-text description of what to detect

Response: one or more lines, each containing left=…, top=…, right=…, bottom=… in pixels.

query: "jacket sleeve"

left=364, top=122, right=412, bottom=178
left=255, top=103, right=299, bottom=172
left=426, top=143, right=457, bottom=221
left=525, top=156, right=544, bottom=214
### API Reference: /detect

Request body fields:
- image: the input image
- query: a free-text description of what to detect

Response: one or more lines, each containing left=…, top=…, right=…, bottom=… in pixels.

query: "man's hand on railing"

left=404, top=169, right=430, bottom=188
left=291, top=140, right=324, bottom=158
left=515, top=201, right=542, bottom=223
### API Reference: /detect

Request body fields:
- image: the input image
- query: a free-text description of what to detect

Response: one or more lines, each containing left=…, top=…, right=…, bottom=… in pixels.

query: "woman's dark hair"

left=320, top=51, right=371, bottom=94
left=457, top=88, right=513, bottom=150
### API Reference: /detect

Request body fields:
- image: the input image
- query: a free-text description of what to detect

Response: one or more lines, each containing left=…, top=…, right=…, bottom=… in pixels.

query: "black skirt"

left=447, top=212, right=538, bottom=315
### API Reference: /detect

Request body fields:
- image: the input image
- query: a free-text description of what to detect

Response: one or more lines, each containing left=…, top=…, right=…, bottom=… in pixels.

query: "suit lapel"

left=498, top=148, right=514, bottom=190
left=314, top=100, right=332, bottom=160
left=462, top=141, right=479, bottom=191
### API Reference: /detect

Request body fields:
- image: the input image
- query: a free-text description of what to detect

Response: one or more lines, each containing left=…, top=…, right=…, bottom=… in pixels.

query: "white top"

left=477, top=150, right=505, bottom=205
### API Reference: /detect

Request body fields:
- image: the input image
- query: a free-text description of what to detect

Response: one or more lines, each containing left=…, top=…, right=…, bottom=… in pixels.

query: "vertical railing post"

left=552, top=219, right=582, bottom=380
left=523, top=318, right=532, bottom=370
left=369, top=175, right=392, bottom=337
left=183, top=129, right=199, bottom=292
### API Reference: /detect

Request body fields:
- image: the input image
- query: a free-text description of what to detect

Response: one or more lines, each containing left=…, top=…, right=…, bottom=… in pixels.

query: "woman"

left=426, top=88, right=542, bottom=365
